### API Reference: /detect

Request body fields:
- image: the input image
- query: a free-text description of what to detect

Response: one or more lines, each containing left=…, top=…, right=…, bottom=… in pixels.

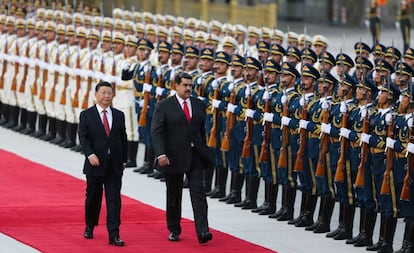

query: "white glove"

left=227, top=103, right=236, bottom=113
left=340, top=102, right=347, bottom=114
left=121, top=60, right=130, bottom=70
left=386, top=137, right=396, bottom=150
left=245, top=86, right=251, bottom=98
left=228, top=82, right=234, bottom=92
left=281, top=116, right=291, bottom=126
left=399, top=94, right=404, bottom=103
left=263, top=90, right=270, bottom=100
left=263, top=112, right=274, bottom=122
left=281, top=94, right=287, bottom=104
left=321, top=123, right=331, bottom=134
left=408, top=118, right=413, bottom=128
left=245, top=109, right=255, bottom=119
left=212, top=99, right=221, bottom=109
left=169, top=90, right=176, bottom=96
left=360, top=133, right=371, bottom=144
left=197, top=95, right=206, bottom=102
left=143, top=83, right=152, bottom=92
left=322, top=100, right=330, bottom=110
left=407, top=143, right=414, bottom=155
left=299, top=97, right=305, bottom=107
left=211, top=79, right=219, bottom=89
left=299, top=119, right=309, bottom=130
left=385, top=113, right=392, bottom=125
left=156, top=66, right=162, bottom=76
left=360, top=108, right=368, bottom=119
left=156, top=87, right=164, bottom=97
left=49, top=63, right=56, bottom=73
left=138, top=99, right=145, bottom=108
left=340, top=127, right=351, bottom=139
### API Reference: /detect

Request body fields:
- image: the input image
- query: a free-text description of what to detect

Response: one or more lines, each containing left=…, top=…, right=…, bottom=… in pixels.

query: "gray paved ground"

left=0, top=23, right=408, bottom=253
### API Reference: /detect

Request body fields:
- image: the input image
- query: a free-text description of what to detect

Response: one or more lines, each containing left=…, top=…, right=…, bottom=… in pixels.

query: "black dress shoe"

left=198, top=231, right=212, bottom=244
left=168, top=232, right=179, bottom=241
left=108, top=237, right=124, bottom=246
left=83, top=226, right=93, bottom=239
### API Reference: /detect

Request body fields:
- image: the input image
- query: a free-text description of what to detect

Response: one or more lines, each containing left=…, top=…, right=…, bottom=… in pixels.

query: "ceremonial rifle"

left=11, top=38, right=20, bottom=92
left=355, top=95, right=370, bottom=188
left=277, top=71, right=289, bottom=169
left=39, top=44, right=48, bottom=100
left=81, top=50, right=93, bottom=109
left=72, top=48, right=81, bottom=108
left=31, top=40, right=40, bottom=95
left=401, top=110, right=414, bottom=201
left=221, top=71, right=235, bottom=152
left=259, top=77, right=271, bottom=162
left=208, top=78, right=220, bottom=148
left=18, top=39, right=30, bottom=93
left=60, top=44, right=70, bottom=105
left=0, top=33, right=8, bottom=90
left=48, top=46, right=60, bottom=102
left=138, top=62, right=151, bottom=127
left=241, top=69, right=253, bottom=158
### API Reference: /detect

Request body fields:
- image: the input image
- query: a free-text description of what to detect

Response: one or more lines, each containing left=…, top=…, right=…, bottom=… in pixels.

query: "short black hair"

left=95, top=81, right=113, bottom=92
left=174, top=72, right=192, bottom=85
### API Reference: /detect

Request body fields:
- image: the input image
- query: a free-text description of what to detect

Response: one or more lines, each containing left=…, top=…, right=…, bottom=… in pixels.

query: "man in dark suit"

left=151, top=72, right=214, bottom=244
left=78, top=81, right=128, bottom=246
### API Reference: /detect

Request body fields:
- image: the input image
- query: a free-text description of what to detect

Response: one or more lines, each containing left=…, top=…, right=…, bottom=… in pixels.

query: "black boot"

left=269, top=185, right=287, bottom=219
left=31, top=114, right=47, bottom=138
left=296, top=193, right=318, bottom=227
left=210, top=167, right=228, bottom=198
left=133, top=146, right=149, bottom=172
left=327, top=202, right=345, bottom=238
left=277, top=187, right=296, bottom=221
left=202, top=165, right=215, bottom=194
left=41, top=117, right=56, bottom=141
left=0, top=103, right=9, bottom=125
left=126, top=141, right=139, bottom=168
left=395, top=220, right=413, bottom=253
left=220, top=171, right=236, bottom=202
left=288, top=191, right=306, bottom=225
left=22, top=111, right=37, bottom=135
left=347, top=207, right=365, bottom=244
left=252, top=181, right=270, bottom=213
left=5, top=105, right=18, bottom=128
left=51, top=120, right=66, bottom=145
left=12, top=108, right=27, bottom=132
left=241, top=175, right=260, bottom=210
left=306, top=196, right=324, bottom=231
left=366, top=212, right=385, bottom=251
left=334, top=204, right=355, bottom=240
left=226, top=172, right=244, bottom=204
left=139, top=147, right=154, bottom=174
left=378, top=216, right=397, bottom=253
left=354, top=209, right=376, bottom=247
left=259, top=184, right=277, bottom=215
left=314, top=196, right=335, bottom=233
left=62, top=123, right=77, bottom=148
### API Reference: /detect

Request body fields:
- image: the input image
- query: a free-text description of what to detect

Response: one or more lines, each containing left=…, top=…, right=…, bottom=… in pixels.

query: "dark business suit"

left=78, top=105, right=127, bottom=239
left=151, top=95, right=211, bottom=237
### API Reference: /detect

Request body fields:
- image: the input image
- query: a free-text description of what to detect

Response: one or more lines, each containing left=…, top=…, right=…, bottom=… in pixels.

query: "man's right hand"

left=88, top=154, right=100, bottom=167
left=158, top=155, right=170, bottom=167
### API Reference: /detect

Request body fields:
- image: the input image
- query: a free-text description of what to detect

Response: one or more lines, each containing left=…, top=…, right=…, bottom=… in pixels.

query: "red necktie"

left=102, top=109, right=110, bottom=137
left=183, top=100, right=191, bottom=123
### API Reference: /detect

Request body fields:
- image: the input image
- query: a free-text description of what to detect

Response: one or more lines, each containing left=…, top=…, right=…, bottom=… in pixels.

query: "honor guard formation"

left=1, top=0, right=414, bottom=252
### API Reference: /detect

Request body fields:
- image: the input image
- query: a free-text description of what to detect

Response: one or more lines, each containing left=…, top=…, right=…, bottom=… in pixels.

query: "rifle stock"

left=401, top=123, right=414, bottom=201
left=138, top=65, right=151, bottom=127
left=241, top=89, right=253, bottom=158
left=221, top=87, right=235, bottom=152
left=355, top=111, right=369, bottom=188
left=0, top=36, right=8, bottom=90
left=72, top=54, right=80, bottom=108
left=208, top=88, right=219, bottom=148
left=156, top=71, right=163, bottom=102
left=259, top=97, right=271, bottom=162
left=49, top=48, right=60, bottom=102
left=380, top=114, right=395, bottom=195
left=334, top=112, right=349, bottom=182
left=81, top=53, right=93, bottom=109
left=19, top=43, right=30, bottom=93
left=315, top=107, right=330, bottom=177
left=11, top=42, right=19, bottom=91
left=294, top=100, right=307, bottom=172
left=39, top=47, right=48, bottom=100
left=278, top=99, right=289, bottom=169
left=31, top=44, right=39, bottom=95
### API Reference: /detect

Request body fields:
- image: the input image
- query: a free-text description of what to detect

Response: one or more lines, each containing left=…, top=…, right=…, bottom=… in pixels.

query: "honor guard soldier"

left=209, top=51, right=232, bottom=199
left=312, top=35, right=329, bottom=69
left=183, top=29, right=195, bottom=47
left=384, top=46, right=401, bottom=68
left=253, top=59, right=282, bottom=216
left=286, top=31, right=299, bottom=48
left=326, top=74, right=357, bottom=241
left=1, top=16, right=17, bottom=128
left=270, top=43, right=286, bottom=64
left=122, top=38, right=157, bottom=175
left=395, top=62, right=413, bottom=95
left=318, top=51, right=336, bottom=73
left=158, top=42, right=184, bottom=100
left=287, top=64, right=320, bottom=227
left=0, top=14, right=6, bottom=125
left=333, top=53, right=354, bottom=102
left=298, top=34, right=312, bottom=51
left=235, top=24, right=247, bottom=55
left=354, top=41, right=372, bottom=59
left=205, top=34, right=220, bottom=52
left=300, top=47, right=317, bottom=66
left=114, top=34, right=139, bottom=168
left=59, top=24, right=78, bottom=149
left=403, top=48, right=414, bottom=70
left=221, top=36, right=238, bottom=56
left=362, top=83, right=400, bottom=253
left=246, top=26, right=260, bottom=58
left=304, top=71, right=338, bottom=234
left=286, top=46, right=301, bottom=68
left=153, top=40, right=172, bottom=101
left=397, top=86, right=414, bottom=252
left=272, top=61, right=300, bottom=221
left=193, top=48, right=215, bottom=193
left=220, top=54, right=246, bottom=205
left=184, top=46, right=200, bottom=78
left=353, top=56, right=374, bottom=82
left=367, top=0, right=380, bottom=46
left=19, top=18, right=38, bottom=135
left=339, top=78, right=378, bottom=247
left=194, top=31, right=207, bottom=51
left=372, top=59, right=394, bottom=88
left=272, top=29, right=284, bottom=46
left=232, top=56, right=262, bottom=210
left=12, top=18, right=28, bottom=132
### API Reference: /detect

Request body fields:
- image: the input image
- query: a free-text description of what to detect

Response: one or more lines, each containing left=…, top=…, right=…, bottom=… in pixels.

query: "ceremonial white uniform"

left=3, top=34, right=17, bottom=106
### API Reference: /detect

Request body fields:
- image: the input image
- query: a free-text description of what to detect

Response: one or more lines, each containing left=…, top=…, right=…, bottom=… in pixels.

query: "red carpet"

left=0, top=149, right=276, bottom=253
